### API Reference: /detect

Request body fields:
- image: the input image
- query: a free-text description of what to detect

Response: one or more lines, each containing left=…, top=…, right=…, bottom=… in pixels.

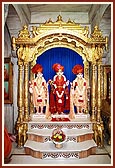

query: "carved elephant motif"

left=16, top=123, right=28, bottom=147
left=94, top=122, right=104, bottom=147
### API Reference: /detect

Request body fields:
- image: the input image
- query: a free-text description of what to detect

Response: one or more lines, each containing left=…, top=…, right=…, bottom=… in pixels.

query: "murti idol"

left=49, top=63, right=70, bottom=115
left=29, top=64, right=48, bottom=114
left=70, top=64, right=87, bottom=117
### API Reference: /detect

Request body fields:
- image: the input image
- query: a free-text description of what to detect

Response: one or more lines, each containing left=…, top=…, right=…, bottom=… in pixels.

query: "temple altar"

left=12, top=15, right=108, bottom=159
left=24, top=114, right=97, bottom=159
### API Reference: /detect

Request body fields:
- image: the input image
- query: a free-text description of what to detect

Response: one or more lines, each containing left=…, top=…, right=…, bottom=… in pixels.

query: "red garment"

left=64, top=87, right=70, bottom=110
left=75, top=81, right=86, bottom=86
left=53, top=76, right=66, bottom=89
left=4, top=127, right=12, bottom=158
left=49, top=85, right=56, bottom=114
left=55, top=87, right=65, bottom=114
left=50, top=75, right=70, bottom=114
left=54, top=75, right=65, bottom=114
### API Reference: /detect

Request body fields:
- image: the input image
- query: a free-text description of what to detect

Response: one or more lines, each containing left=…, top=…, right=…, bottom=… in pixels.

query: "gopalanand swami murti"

left=29, top=64, right=48, bottom=114
left=70, top=64, right=87, bottom=114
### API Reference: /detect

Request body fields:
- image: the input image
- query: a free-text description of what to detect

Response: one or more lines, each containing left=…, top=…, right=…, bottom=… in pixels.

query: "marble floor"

left=3, top=141, right=112, bottom=166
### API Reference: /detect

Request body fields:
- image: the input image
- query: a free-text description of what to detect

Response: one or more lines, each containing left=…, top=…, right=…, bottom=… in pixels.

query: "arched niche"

left=36, top=47, right=84, bottom=82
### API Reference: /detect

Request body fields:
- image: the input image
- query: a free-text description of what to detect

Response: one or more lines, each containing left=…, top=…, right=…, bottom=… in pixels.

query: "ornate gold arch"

left=12, top=15, right=108, bottom=147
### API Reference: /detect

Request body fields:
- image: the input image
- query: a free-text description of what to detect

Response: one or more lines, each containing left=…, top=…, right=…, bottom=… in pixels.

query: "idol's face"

left=37, top=72, right=43, bottom=77
left=57, top=70, right=63, bottom=76
left=77, top=73, right=83, bottom=79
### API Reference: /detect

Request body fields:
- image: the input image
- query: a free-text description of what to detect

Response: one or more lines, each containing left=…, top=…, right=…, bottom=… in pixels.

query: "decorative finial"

left=18, top=25, right=30, bottom=38
left=67, top=18, right=73, bottom=24
left=91, top=25, right=102, bottom=38
left=57, top=15, right=63, bottom=22
left=47, top=18, right=53, bottom=23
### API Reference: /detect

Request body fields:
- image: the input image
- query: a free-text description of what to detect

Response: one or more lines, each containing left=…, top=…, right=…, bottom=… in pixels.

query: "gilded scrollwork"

left=17, top=45, right=23, bottom=59
left=91, top=25, right=103, bottom=39
left=83, top=26, right=89, bottom=37
left=17, top=45, right=38, bottom=63
left=13, top=15, right=107, bottom=65
left=18, top=25, right=30, bottom=39
left=88, top=26, right=108, bottom=50
left=85, top=44, right=103, bottom=63
left=85, top=47, right=94, bottom=63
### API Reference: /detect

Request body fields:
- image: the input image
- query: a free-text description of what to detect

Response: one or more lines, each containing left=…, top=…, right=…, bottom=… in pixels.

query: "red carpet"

left=51, top=117, right=70, bottom=122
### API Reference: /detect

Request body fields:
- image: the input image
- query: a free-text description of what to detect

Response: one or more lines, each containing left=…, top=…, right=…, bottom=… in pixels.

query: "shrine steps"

left=24, top=140, right=97, bottom=159
left=24, top=114, right=97, bottom=159
left=27, top=129, right=94, bottom=143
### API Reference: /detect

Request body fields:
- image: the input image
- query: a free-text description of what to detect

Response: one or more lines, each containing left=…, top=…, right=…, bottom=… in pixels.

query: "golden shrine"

left=12, top=15, right=110, bottom=159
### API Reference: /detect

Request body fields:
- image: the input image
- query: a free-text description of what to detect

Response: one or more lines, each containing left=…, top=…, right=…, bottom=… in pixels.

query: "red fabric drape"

left=64, top=87, right=70, bottom=110
left=4, top=127, right=12, bottom=158
left=49, top=85, right=56, bottom=114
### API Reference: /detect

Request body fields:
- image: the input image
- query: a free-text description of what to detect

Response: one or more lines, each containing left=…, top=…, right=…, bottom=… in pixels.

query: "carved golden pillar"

left=24, top=63, right=29, bottom=121
left=91, top=64, right=96, bottom=121
left=97, top=62, right=102, bottom=122
left=29, top=62, right=34, bottom=114
left=17, top=62, right=23, bottom=122
left=100, top=65, right=104, bottom=100
left=84, top=60, right=89, bottom=114
left=23, top=123, right=28, bottom=144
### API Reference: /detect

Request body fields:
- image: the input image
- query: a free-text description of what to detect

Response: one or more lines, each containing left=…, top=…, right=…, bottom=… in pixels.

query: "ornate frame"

left=4, top=58, right=13, bottom=104
left=103, top=65, right=111, bottom=100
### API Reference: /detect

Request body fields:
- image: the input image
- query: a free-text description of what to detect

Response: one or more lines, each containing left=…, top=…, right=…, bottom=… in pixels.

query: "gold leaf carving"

left=18, top=25, right=30, bottom=39
left=17, top=46, right=37, bottom=62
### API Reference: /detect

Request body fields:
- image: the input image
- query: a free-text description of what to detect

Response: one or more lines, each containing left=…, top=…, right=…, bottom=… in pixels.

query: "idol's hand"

left=48, top=79, right=53, bottom=85
left=66, top=80, right=69, bottom=86
left=29, top=87, right=33, bottom=94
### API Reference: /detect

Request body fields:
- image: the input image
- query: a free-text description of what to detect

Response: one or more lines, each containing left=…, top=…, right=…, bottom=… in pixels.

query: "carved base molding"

left=25, top=147, right=96, bottom=159
left=29, top=122, right=92, bottom=130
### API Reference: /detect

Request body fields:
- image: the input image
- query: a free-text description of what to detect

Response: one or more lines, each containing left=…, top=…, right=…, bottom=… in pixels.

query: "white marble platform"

left=28, top=114, right=93, bottom=131
left=8, top=142, right=112, bottom=165
left=24, top=113, right=97, bottom=159
left=27, top=128, right=94, bottom=137
left=8, top=154, right=111, bottom=165
left=30, top=113, right=91, bottom=123
left=24, top=139, right=97, bottom=152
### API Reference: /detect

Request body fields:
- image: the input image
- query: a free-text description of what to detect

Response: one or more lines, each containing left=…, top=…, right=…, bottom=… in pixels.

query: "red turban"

left=31, top=64, right=43, bottom=74
left=72, top=64, right=83, bottom=74
left=52, top=63, right=64, bottom=72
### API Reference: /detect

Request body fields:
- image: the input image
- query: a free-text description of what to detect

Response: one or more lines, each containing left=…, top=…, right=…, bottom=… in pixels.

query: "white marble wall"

left=4, top=25, right=12, bottom=58
left=4, top=105, right=14, bottom=133
left=12, top=57, right=18, bottom=132
left=102, top=34, right=111, bottom=65
left=4, top=25, right=14, bottom=133
left=4, top=4, right=9, bottom=25
left=31, top=12, right=89, bottom=24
